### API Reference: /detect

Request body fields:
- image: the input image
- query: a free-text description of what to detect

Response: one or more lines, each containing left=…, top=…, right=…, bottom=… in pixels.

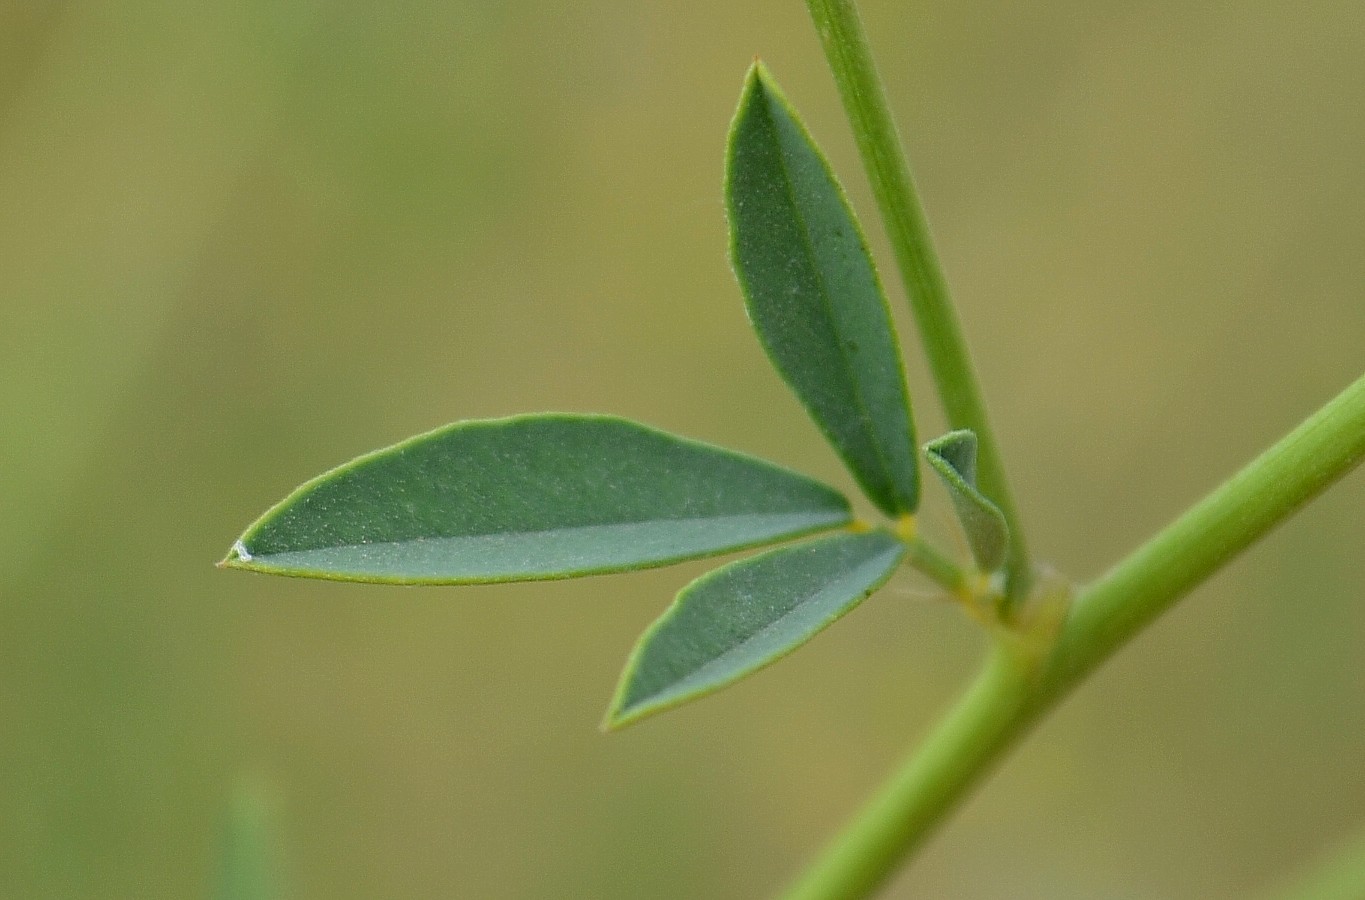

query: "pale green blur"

left=3, top=2, right=1363, bottom=897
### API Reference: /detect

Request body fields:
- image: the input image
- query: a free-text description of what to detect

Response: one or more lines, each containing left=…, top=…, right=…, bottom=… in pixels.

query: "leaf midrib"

left=246, top=509, right=849, bottom=556
left=756, top=85, right=904, bottom=511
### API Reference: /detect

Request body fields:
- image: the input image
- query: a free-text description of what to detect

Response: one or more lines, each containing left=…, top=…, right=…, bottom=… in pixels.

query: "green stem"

left=785, top=372, right=1365, bottom=899
left=902, top=537, right=966, bottom=595
left=785, top=642, right=1033, bottom=900
left=802, top=0, right=1032, bottom=597
left=1048, top=370, right=1365, bottom=692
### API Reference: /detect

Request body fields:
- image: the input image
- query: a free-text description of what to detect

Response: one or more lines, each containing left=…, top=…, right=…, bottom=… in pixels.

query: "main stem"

left=785, top=642, right=1033, bottom=900
left=803, top=0, right=1032, bottom=597
left=785, top=372, right=1365, bottom=899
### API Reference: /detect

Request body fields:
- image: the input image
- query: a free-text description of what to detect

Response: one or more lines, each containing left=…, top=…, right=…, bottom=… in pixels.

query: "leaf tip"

left=218, top=540, right=255, bottom=570
left=600, top=698, right=646, bottom=733
left=925, top=430, right=979, bottom=482
left=603, top=658, right=658, bottom=731
left=738, top=62, right=762, bottom=105
left=738, top=58, right=783, bottom=110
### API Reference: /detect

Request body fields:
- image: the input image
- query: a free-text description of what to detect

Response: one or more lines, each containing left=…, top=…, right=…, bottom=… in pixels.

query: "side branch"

left=802, top=0, right=1032, bottom=596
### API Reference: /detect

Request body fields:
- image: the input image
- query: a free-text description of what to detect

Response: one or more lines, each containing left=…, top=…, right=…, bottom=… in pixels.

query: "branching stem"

left=786, top=371, right=1365, bottom=899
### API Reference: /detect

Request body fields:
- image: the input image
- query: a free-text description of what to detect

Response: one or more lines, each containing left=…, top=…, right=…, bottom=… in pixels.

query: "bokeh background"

left=3, top=1, right=1363, bottom=897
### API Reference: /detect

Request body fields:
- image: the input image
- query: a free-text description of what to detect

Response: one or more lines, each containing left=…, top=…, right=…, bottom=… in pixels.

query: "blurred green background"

left=3, top=1, right=1363, bottom=897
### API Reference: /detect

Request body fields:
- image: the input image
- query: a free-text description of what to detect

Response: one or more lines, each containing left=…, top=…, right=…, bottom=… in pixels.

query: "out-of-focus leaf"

left=223, top=414, right=852, bottom=583
left=726, top=61, right=919, bottom=517
left=924, top=430, right=1008, bottom=572
left=217, top=779, right=280, bottom=900
left=605, top=530, right=904, bottom=728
